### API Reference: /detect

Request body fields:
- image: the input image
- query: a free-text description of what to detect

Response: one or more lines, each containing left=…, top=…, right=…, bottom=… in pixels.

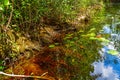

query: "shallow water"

left=91, top=4, right=120, bottom=80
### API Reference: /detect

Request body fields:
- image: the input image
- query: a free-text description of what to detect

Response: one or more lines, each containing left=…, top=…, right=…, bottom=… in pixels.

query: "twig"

left=6, top=0, right=14, bottom=28
left=0, top=71, right=48, bottom=79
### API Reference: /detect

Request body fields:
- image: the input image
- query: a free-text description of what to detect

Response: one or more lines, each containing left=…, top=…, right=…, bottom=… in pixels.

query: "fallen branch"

left=0, top=71, right=48, bottom=79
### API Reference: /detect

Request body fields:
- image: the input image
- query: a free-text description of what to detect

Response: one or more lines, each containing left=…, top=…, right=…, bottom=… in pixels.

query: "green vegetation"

left=0, top=0, right=114, bottom=80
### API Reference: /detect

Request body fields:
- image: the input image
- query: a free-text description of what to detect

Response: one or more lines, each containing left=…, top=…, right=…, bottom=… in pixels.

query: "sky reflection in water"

left=91, top=24, right=120, bottom=80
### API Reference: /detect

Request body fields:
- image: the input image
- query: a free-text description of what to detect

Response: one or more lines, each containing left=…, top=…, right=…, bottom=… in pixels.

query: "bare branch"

left=0, top=71, right=48, bottom=79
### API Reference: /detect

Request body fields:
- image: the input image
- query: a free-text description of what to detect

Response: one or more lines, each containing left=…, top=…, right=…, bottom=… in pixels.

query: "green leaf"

left=89, top=37, right=97, bottom=40
left=78, top=30, right=84, bottom=33
left=4, top=0, right=10, bottom=6
left=88, top=28, right=96, bottom=33
left=49, top=44, right=55, bottom=48
left=89, top=33, right=96, bottom=37
left=73, top=37, right=78, bottom=40
left=72, top=59, right=75, bottom=62
left=0, top=5, right=4, bottom=11
left=70, top=41, right=74, bottom=44
left=107, top=50, right=119, bottom=55
left=0, top=6, right=3, bottom=11
left=0, top=66, right=4, bottom=70
left=82, top=33, right=96, bottom=37
left=97, top=38, right=110, bottom=43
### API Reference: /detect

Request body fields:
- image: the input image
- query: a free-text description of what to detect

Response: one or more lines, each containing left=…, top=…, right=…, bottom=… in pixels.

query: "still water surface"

left=91, top=4, right=120, bottom=80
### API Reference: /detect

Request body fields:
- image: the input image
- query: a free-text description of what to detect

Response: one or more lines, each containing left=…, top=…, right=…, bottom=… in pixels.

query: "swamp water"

left=91, top=4, right=120, bottom=80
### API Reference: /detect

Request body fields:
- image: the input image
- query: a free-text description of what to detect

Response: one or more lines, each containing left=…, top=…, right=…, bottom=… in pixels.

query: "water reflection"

left=91, top=16, right=120, bottom=80
left=91, top=61, right=119, bottom=80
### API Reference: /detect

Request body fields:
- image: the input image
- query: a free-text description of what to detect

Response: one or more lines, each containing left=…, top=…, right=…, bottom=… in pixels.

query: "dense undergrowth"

left=0, top=0, right=108, bottom=80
